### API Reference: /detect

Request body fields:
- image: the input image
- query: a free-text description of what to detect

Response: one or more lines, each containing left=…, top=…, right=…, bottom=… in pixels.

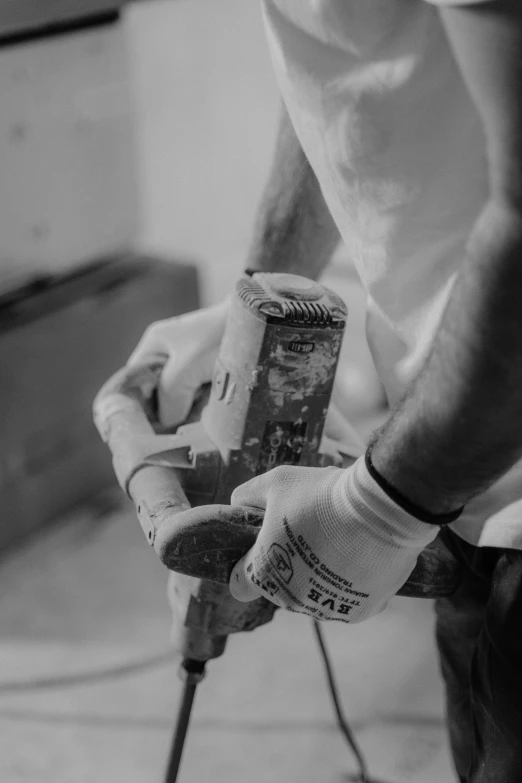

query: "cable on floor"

left=313, top=619, right=376, bottom=783
left=0, top=648, right=174, bottom=693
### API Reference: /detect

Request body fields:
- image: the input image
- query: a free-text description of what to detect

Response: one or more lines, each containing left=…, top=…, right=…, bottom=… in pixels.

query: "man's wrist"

left=365, top=443, right=464, bottom=526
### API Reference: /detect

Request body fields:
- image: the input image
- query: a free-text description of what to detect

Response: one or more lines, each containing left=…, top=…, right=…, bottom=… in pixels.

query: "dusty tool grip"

left=93, top=360, right=193, bottom=542
left=154, top=505, right=264, bottom=583
left=153, top=504, right=460, bottom=598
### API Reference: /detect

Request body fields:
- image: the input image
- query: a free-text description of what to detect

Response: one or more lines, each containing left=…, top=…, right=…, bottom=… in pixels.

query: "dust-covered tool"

left=93, top=272, right=461, bottom=781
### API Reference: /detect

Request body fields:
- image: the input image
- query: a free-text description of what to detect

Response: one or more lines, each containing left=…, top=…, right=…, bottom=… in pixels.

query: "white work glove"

left=229, top=457, right=438, bottom=623
left=127, top=301, right=365, bottom=457
left=127, top=300, right=229, bottom=426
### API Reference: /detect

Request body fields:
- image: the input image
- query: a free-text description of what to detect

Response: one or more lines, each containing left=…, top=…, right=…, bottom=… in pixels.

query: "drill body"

left=165, top=273, right=349, bottom=661
left=94, top=272, right=461, bottom=667
left=180, top=274, right=347, bottom=502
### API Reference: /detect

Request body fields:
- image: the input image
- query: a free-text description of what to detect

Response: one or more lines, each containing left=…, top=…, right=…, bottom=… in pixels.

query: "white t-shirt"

left=262, top=0, right=522, bottom=549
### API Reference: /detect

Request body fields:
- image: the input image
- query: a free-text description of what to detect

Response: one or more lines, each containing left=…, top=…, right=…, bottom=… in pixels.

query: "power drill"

left=93, top=272, right=460, bottom=782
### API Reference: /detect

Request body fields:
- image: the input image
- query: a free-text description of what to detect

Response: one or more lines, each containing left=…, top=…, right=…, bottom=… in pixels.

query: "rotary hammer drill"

left=93, top=272, right=459, bottom=780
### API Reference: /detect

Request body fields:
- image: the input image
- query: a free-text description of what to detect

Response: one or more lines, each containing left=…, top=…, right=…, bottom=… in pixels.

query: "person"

left=129, top=2, right=522, bottom=780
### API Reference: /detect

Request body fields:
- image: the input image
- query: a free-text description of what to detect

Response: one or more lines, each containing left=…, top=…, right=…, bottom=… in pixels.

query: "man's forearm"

left=370, top=3, right=522, bottom=518
left=371, top=199, right=522, bottom=515
left=246, top=102, right=340, bottom=279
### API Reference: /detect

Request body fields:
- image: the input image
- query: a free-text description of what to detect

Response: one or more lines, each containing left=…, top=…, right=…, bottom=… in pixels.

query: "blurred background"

left=0, top=2, right=453, bottom=781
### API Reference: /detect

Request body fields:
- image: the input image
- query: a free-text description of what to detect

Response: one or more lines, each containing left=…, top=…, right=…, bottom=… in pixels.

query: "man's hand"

left=127, top=300, right=229, bottom=427
left=229, top=459, right=438, bottom=623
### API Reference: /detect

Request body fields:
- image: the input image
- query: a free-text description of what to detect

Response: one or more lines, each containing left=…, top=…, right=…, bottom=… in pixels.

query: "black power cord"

left=0, top=649, right=174, bottom=693
left=312, top=619, right=372, bottom=783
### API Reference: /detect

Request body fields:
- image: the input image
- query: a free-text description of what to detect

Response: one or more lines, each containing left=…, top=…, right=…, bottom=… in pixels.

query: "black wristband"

left=365, top=445, right=464, bottom=526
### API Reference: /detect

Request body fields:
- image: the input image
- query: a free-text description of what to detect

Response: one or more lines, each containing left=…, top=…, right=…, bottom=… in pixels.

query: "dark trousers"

left=435, top=528, right=522, bottom=783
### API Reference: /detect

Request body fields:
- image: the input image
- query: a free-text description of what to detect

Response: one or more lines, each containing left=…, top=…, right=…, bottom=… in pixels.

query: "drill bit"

left=164, top=659, right=206, bottom=783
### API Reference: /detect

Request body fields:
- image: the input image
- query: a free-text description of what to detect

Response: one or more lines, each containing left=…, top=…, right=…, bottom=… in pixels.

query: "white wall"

left=0, top=20, right=139, bottom=290
left=127, top=0, right=281, bottom=305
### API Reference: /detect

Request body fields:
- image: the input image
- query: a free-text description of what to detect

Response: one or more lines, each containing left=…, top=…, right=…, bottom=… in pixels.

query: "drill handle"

left=153, top=503, right=461, bottom=599
left=153, top=504, right=263, bottom=583
left=93, top=359, right=193, bottom=543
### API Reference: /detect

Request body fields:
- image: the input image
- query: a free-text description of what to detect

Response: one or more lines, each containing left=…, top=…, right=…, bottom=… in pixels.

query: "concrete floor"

left=0, top=490, right=457, bottom=783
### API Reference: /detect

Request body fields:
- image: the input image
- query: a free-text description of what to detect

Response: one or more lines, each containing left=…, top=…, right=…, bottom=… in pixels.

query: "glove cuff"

left=365, top=444, right=464, bottom=526
left=318, top=459, right=440, bottom=554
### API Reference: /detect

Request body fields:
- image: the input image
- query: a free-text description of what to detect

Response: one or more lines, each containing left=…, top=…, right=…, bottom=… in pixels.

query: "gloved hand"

left=229, top=457, right=438, bottom=623
left=127, top=300, right=229, bottom=426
